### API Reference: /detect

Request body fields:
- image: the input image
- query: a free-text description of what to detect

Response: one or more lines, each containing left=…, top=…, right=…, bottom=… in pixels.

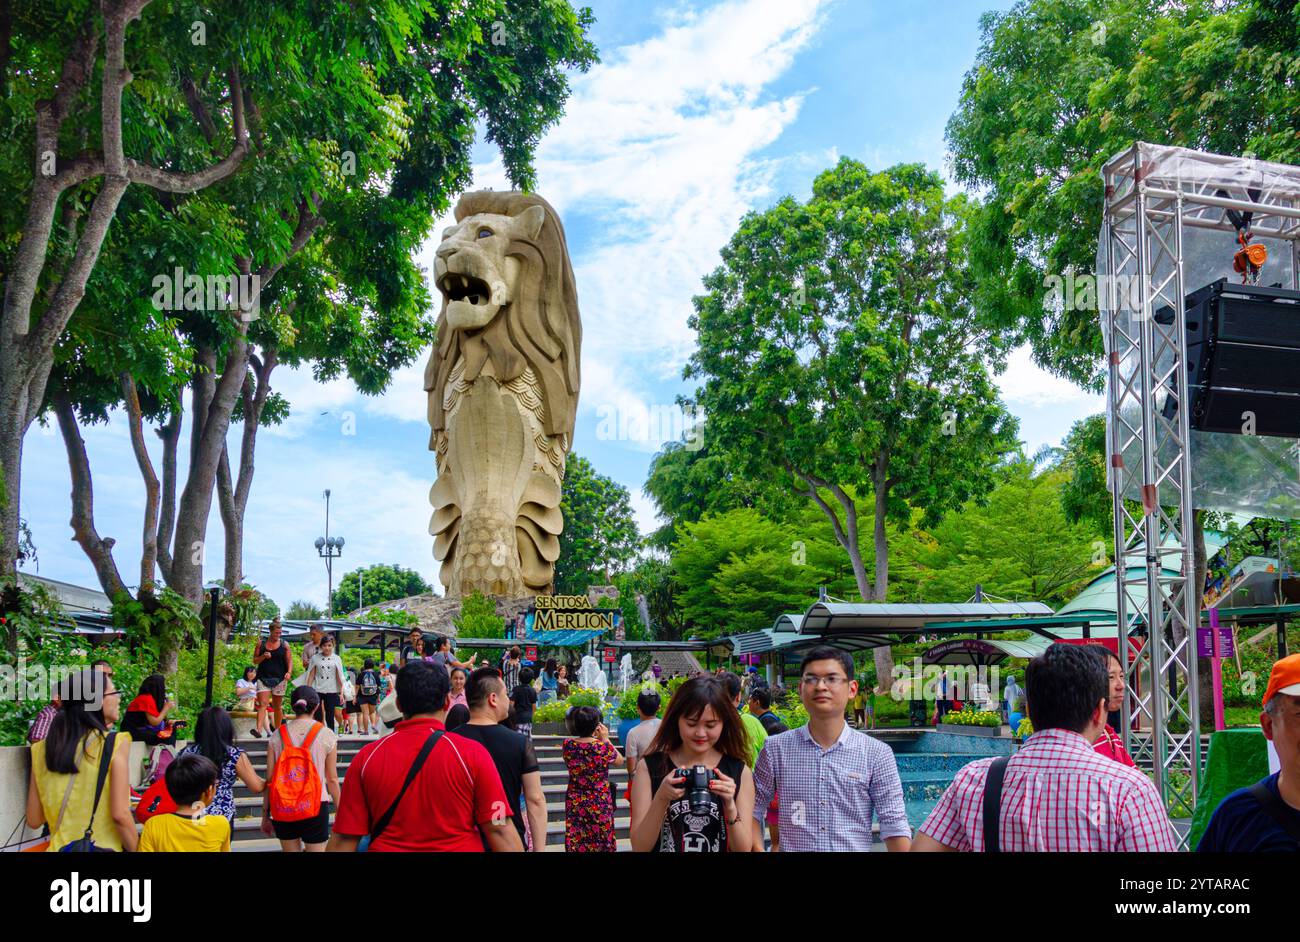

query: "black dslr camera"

left=673, top=765, right=718, bottom=813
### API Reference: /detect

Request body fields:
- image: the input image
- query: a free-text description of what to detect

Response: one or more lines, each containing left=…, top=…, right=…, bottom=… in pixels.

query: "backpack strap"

left=279, top=724, right=293, bottom=749
left=982, top=755, right=1011, bottom=853
left=1248, top=781, right=1300, bottom=842
left=301, top=721, right=324, bottom=751
left=80, top=732, right=117, bottom=841
left=369, top=730, right=443, bottom=844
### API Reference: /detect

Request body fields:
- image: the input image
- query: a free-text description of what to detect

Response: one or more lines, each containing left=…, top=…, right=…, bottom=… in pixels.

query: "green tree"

left=687, top=159, right=1020, bottom=678
left=1057, top=414, right=1113, bottom=537
left=334, top=564, right=433, bottom=616
left=452, top=590, right=503, bottom=639
left=20, top=1, right=597, bottom=670
left=284, top=599, right=324, bottom=621
left=946, top=0, right=1298, bottom=386
left=915, top=458, right=1108, bottom=607
left=554, top=454, right=641, bottom=595
left=644, top=429, right=765, bottom=550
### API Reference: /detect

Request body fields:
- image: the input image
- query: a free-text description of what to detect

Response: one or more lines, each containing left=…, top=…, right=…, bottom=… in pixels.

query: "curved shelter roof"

left=798, top=601, right=1052, bottom=636
left=922, top=637, right=1052, bottom=667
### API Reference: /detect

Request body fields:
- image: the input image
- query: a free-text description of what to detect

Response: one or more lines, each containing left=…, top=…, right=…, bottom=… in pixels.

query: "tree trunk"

left=794, top=468, right=896, bottom=689
left=155, top=408, right=181, bottom=584
left=53, top=393, right=129, bottom=601
left=867, top=461, right=895, bottom=689
left=167, top=335, right=249, bottom=606
left=121, top=373, right=160, bottom=591
left=218, top=349, right=277, bottom=600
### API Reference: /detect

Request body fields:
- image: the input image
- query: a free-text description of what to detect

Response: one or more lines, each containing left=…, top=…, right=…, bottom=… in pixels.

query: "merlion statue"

left=425, top=191, right=581, bottom=597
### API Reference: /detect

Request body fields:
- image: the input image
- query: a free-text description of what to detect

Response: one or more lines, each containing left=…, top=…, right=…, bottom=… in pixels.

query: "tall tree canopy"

left=2, top=1, right=597, bottom=666
left=334, top=563, right=434, bottom=616
left=947, top=0, right=1299, bottom=386
left=554, top=454, right=641, bottom=595
left=686, top=158, right=1020, bottom=679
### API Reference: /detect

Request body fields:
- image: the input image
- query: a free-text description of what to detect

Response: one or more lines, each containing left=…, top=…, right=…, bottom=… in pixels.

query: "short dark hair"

left=799, top=646, right=854, bottom=680
left=636, top=689, right=661, bottom=717
left=570, top=705, right=602, bottom=738
left=1025, top=643, right=1108, bottom=734
left=289, top=685, right=320, bottom=716
left=719, top=672, right=742, bottom=700
left=749, top=686, right=773, bottom=709
left=519, top=667, right=535, bottom=685
left=396, top=660, right=450, bottom=717
left=509, top=645, right=521, bottom=658
left=165, top=752, right=219, bottom=807
left=467, top=667, right=506, bottom=708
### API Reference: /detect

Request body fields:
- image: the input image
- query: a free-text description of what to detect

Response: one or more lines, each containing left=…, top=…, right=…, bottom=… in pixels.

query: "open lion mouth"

left=439, top=272, right=493, bottom=307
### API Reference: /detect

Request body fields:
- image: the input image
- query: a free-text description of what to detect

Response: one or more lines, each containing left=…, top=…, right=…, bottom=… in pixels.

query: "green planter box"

left=939, top=724, right=1003, bottom=737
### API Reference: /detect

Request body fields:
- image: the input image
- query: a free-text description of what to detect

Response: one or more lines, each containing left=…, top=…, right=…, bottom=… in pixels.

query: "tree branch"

left=154, top=407, right=181, bottom=584
left=121, top=373, right=160, bottom=590
left=53, top=392, right=128, bottom=599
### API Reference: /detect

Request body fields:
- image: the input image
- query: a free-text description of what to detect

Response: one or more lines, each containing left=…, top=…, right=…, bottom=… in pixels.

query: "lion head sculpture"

left=424, top=191, right=581, bottom=597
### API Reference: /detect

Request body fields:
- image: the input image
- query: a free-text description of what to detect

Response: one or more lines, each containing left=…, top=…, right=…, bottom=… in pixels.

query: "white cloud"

left=368, top=0, right=832, bottom=428
left=997, top=345, right=1102, bottom=409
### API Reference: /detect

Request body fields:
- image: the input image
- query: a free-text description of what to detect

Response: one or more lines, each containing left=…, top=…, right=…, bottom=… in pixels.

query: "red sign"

left=525, top=646, right=538, bottom=662
left=603, top=647, right=617, bottom=663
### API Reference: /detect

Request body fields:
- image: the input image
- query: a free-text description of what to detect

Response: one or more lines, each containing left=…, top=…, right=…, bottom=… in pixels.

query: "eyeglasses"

left=801, top=674, right=849, bottom=688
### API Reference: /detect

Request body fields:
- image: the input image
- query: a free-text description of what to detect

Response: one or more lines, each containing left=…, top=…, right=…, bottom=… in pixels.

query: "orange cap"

left=1262, top=653, right=1300, bottom=706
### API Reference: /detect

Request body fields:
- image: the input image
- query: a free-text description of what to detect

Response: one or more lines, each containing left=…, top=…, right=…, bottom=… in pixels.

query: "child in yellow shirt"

left=138, top=753, right=231, bottom=852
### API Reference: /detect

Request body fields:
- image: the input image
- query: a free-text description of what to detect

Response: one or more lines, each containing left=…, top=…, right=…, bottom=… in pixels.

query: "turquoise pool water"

left=886, top=730, right=1015, bottom=830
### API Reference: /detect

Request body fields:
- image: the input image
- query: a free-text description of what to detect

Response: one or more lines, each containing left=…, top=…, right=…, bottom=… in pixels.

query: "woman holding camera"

left=629, top=676, right=754, bottom=852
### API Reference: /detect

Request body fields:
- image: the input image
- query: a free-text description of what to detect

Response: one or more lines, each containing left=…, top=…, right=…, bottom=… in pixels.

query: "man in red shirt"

left=327, top=660, right=523, bottom=852
left=1088, top=644, right=1136, bottom=767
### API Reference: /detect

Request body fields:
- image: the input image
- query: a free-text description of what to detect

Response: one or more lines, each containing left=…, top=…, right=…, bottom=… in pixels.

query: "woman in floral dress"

left=563, top=706, right=623, bottom=852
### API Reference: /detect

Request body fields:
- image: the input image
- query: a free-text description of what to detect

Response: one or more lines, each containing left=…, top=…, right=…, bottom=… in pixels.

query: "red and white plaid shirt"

left=919, top=727, right=1177, bottom=852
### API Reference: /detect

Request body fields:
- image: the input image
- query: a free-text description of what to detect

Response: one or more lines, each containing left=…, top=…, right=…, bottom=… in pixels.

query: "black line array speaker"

left=1157, top=279, right=1300, bottom=437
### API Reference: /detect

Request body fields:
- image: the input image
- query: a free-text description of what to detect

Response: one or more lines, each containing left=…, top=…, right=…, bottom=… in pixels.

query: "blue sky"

left=19, top=0, right=1103, bottom=610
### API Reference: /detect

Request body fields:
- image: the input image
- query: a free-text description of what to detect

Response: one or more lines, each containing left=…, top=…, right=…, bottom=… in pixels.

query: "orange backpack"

left=269, top=723, right=324, bottom=822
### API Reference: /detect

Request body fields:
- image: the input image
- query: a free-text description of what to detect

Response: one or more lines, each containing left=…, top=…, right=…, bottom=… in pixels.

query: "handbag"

left=58, top=732, right=119, bottom=852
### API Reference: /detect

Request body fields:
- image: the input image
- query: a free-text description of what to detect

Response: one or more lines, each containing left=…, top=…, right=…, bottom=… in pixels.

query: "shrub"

left=940, top=706, right=1001, bottom=728
left=615, top=681, right=668, bottom=720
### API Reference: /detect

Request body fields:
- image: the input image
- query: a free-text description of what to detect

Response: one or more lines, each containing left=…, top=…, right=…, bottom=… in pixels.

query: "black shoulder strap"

left=83, top=732, right=117, bottom=839
left=1249, top=781, right=1300, bottom=842
left=369, top=730, right=443, bottom=843
left=982, top=755, right=1011, bottom=853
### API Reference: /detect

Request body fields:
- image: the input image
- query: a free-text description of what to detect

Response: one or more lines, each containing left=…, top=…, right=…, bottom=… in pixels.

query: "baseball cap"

left=1262, top=653, right=1300, bottom=706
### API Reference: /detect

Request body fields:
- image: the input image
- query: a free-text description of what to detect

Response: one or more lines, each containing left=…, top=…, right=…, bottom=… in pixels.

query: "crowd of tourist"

left=20, top=627, right=1299, bottom=854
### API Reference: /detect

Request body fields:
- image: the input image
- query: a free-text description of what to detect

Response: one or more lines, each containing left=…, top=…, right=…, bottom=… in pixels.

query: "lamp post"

left=315, top=489, right=344, bottom=617
left=203, top=584, right=221, bottom=709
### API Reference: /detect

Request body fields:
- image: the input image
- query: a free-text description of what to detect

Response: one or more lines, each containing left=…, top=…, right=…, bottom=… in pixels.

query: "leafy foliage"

left=333, top=564, right=432, bottom=616
left=453, top=590, right=503, bottom=639
left=110, top=587, right=203, bottom=669
left=946, top=0, right=1300, bottom=386
left=284, top=599, right=324, bottom=621
left=555, top=454, right=641, bottom=595
left=686, top=159, right=1019, bottom=615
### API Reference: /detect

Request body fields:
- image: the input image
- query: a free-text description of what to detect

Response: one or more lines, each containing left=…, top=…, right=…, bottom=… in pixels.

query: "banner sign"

left=603, top=647, right=617, bottom=663
left=533, top=594, right=616, bottom=631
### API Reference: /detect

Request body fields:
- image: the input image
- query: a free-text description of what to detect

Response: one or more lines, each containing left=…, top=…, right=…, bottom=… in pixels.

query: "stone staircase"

left=224, top=730, right=632, bottom=852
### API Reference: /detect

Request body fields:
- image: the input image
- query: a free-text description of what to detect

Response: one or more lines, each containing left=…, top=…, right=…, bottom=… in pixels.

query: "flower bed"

left=939, top=707, right=1002, bottom=736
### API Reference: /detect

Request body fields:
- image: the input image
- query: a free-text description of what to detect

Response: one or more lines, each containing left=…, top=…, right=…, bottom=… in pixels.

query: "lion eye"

left=477, top=228, right=493, bottom=239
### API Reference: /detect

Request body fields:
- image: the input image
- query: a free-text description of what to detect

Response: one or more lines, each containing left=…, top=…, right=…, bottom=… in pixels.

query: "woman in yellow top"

left=26, top=667, right=137, bottom=851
